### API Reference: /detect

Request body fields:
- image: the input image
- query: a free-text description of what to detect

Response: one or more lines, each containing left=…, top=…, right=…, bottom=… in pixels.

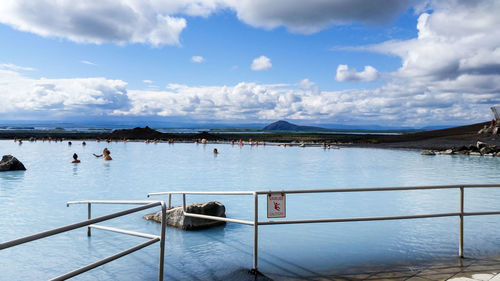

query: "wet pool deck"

left=259, top=256, right=500, bottom=281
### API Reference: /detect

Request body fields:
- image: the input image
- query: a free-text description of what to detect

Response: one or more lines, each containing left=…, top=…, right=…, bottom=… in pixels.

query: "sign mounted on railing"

left=267, top=193, right=286, bottom=218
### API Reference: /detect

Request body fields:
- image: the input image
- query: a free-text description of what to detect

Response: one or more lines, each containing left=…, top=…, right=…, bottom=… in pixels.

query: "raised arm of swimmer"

left=94, top=148, right=112, bottom=160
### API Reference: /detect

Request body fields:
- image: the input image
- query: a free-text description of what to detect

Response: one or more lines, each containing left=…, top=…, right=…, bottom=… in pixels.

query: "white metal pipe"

left=459, top=187, right=464, bottom=258
left=1, top=202, right=162, bottom=250
left=258, top=212, right=462, bottom=225
left=148, top=191, right=256, bottom=196
left=147, top=184, right=500, bottom=198
left=50, top=238, right=160, bottom=281
left=89, top=224, right=160, bottom=240
left=183, top=212, right=254, bottom=225
left=253, top=192, right=259, bottom=272
left=158, top=201, right=166, bottom=281
left=67, top=200, right=157, bottom=205
left=87, top=203, right=91, bottom=237
left=255, top=184, right=500, bottom=195
left=464, top=211, right=500, bottom=216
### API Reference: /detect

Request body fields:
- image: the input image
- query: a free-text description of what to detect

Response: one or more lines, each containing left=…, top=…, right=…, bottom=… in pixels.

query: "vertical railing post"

left=168, top=194, right=172, bottom=209
left=87, top=203, right=92, bottom=237
left=158, top=202, right=166, bottom=281
left=252, top=192, right=259, bottom=273
left=182, top=194, right=186, bottom=212
left=459, top=186, right=464, bottom=258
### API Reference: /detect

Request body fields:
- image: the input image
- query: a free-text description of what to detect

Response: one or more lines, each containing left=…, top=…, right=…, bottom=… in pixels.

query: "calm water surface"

left=1, top=140, right=500, bottom=280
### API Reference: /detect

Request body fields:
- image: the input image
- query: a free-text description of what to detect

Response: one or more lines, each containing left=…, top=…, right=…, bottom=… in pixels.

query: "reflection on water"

left=0, top=170, right=25, bottom=182
left=1, top=140, right=500, bottom=280
left=72, top=164, right=79, bottom=176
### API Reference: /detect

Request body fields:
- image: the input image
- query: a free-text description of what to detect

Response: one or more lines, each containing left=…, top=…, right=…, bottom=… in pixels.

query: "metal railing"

left=0, top=200, right=166, bottom=281
left=147, top=184, right=500, bottom=273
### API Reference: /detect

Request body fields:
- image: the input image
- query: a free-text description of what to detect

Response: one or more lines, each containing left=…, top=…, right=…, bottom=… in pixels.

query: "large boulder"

left=144, top=201, right=226, bottom=230
left=0, top=155, right=26, bottom=171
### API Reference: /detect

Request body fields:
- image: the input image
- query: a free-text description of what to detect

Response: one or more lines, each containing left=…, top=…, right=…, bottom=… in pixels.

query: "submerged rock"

left=144, top=201, right=226, bottom=230
left=421, top=150, right=436, bottom=155
left=442, top=149, right=454, bottom=155
left=0, top=155, right=26, bottom=171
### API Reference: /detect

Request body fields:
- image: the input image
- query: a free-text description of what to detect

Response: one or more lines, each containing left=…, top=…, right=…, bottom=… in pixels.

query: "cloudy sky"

left=0, top=0, right=499, bottom=127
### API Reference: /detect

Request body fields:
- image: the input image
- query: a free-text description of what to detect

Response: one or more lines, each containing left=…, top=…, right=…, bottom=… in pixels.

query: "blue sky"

left=0, top=1, right=499, bottom=127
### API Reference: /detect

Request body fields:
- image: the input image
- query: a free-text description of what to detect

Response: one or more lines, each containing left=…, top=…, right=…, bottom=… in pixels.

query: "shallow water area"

left=1, top=140, right=500, bottom=280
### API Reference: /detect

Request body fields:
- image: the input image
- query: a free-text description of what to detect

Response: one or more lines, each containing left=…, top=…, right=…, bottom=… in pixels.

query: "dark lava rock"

left=263, top=120, right=330, bottom=132
left=144, top=201, right=226, bottom=230
left=0, top=155, right=26, bottom=171
left=107, top=126, right=168, bottom=140
left=193, top=131, right=219, bottom=141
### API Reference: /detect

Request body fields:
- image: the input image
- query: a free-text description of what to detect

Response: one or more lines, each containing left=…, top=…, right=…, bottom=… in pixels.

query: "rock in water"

left=421, top=150, right=436, bottom=155
left=0, top=155, right=26, bottom=171
left=477, top=141, right=487, bottom=149
left=144, top=201, right=226, bottom=230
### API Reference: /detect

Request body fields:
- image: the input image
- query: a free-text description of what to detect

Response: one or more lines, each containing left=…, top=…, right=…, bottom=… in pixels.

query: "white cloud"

left=226, top=0, right=413, bottom=34
left=1, top=1, right=500, bottom=126
left=366, top=1, right=500, bottom=82
left=110, top=78, right=493, bottom=126
left=0, top=63, right=35, bottom=71
left=336, top=64, right=379, bottom=82
left=251, top=56, right=272, bottom=71
left=143, top=80, right=153, bottom=84
left=0, top=1, right=414, bottom=46
left=80, top=60, right=96, bottom=66
left=191, top=56, right=205, bottom=63
left=0, top=65, right=496, bottom=126
left=0, top=1, right=191, bottom=47
left=0, top=68, right=129, bottom=118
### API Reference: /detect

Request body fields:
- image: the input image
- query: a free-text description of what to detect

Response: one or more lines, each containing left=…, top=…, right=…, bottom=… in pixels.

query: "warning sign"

left=267, top=193, right=286, bottom=218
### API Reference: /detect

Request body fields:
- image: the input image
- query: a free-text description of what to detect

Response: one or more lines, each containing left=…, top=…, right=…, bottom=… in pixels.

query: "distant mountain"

left=263, top=120, right=331, bottom=132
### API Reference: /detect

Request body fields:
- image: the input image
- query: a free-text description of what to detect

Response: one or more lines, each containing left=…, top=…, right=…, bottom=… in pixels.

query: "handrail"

left=0, top=200, right=166, bottom=281
left=148, top=184, right=500, bottom=197
left=148, top=184, right=500, bottom=274
left=254, top=184, right=500, bottom=194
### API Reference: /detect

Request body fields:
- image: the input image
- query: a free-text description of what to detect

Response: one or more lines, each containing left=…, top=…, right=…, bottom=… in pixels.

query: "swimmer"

left=71, top=153, right=81, bottom=163
left=213, top=148, right=219, bottom=154
left=82, top=141, right=86, bottom=146
left=68, top=141, right=72, bottom=146
left=93, top=148, right=112, bottom=160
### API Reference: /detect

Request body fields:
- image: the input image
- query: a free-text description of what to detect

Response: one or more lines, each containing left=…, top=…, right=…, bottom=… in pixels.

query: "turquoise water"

left=1, top=140, right=500, bottom=280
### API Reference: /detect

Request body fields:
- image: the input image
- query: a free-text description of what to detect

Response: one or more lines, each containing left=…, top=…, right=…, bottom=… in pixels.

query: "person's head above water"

left=72, top=153, right=80, bottom=163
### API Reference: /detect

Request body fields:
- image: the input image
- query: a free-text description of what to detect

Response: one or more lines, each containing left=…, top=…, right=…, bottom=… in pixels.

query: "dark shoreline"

left=1, top=121, right=497, bottom=150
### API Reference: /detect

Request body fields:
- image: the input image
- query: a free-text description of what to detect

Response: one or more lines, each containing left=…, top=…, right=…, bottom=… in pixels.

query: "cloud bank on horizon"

left=0, top=0, right=499, bottom=127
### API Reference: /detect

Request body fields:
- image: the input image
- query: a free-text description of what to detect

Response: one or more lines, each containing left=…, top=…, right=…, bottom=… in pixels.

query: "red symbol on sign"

left=274, top=202, right=280, bottom=211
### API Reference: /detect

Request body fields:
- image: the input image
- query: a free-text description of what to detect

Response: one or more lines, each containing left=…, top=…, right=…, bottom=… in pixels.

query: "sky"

left=0, top=0, right=499, bottom=127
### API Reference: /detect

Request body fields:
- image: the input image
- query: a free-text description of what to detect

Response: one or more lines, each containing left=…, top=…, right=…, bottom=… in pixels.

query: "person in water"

left=72, top=153, right=80, bottom=163
left=93, top=148, right=112, bottom=160
left=213, top=148, right=219, bottom=154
